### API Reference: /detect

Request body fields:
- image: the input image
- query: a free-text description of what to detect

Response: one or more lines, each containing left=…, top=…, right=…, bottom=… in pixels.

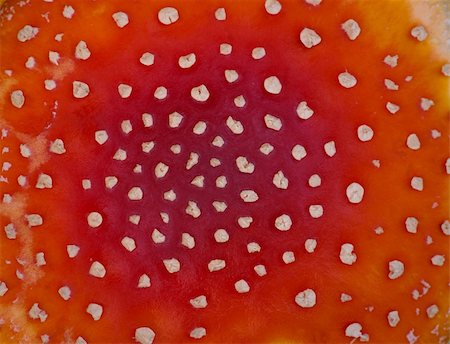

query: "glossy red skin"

left=0, top=0, right=448, bottom=343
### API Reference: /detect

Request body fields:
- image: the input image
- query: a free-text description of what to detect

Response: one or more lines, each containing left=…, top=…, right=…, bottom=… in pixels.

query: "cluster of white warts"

left=2, top=1, right=449, bottom=343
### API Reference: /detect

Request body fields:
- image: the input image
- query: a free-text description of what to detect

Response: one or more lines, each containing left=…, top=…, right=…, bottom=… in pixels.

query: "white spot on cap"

left=181, top=233, right=195, bottom=249
left=308, top=174, right=321, bottom=188
left=387, top=310, right=400, bottom=327
left=225, top=69, right=238, bottom=83
left=190, top=295, right=207, bottom=308
left=154, top=86, right=167, bottom=100
left=50, top=138, right=66, bottom=154
left=169, top=111, right=183, bottom=128
left=112, top=12, right=129, bottom=28
left=346, top=182, right=364, bottom=204
left=25, top=56, right=36, bottom=69
left=384, top=54, right=398, bottom=67
left=300, top=28, right=321, bottom=48
left=95, top=130, right=108, bottom=145
left=105, top=176, right=118, bottom=189
left=410, top=176, right=423, bottom=191
left=265, top=0, right=282, bottom=15
left=236, top=156, right=254, bottom=174
left=386, top=101, right=400, bottom=114
left=406, top=133, right=421, bottom=150
left=420, top=98, right=434, bottom=111
left=49, top=51, right=60, bottom=65
left=75, top=41, right=91, bottom=60
left=58, top=286, right=71, bottom=300
left=135, top=327, right=155, bottom=344
left=73, top=81, right=90, bottom=98
left=87, top=212, right=103, bottom=228
left=190, top=328, right=206, bottom=339
left=345, top=323, right=362, bottom=338
left=187, top=152, right=199, bottom=170
left=212, top=136, right=224, bottom=147
left=44, top=80, right=56, bottom=90
left=309, top=205, right=323, bottom=218
left=292, top=144, right=307, bottom=160
left=260, top=143, right=274, bottom=155
left=296, top=101, right=314, bottom=120
left=338, top=72, right=357, bottom=88
left=158, top=7, right=179, bottom=25
left=431, top=255, right=445, bottom=266
left=240, top=190, right=259, bottom=203
left=411, top=25, right=428, bottom=41
left=215, top=176, right=227, bottom=188
left=426, top=304, right=439, bottom=318
left=17, top=25, right=39, bottom=42
left=264, top=114, right=282, bottom=131
left=121, top=236, right=136, bottom=252
left=186, top=201, right=201, bottom=218
left=36, top=173, right=53, bottom=189
left=341, top=19, right=361, bottom=40
left=163, top=189, right=176, bottom=201
left=388, top=260, right=404, bottom=279
left=226, top=116, right=244, bottom=134
left=340, top=243, right=357, bottom=265
left=89, top=261, right=106, bottom=278
left=282, top=251, right=295, bottom=264
left=405, top=217, right=418, bottom=233
left=384, top=79, right=399, bottom=91
left=273, top=171, right=289, bottom=189
left=441, top=64, right=450, bottom=76
left=86, top=303, right=103, bottom=320
left=11, top=90, right=25, bottom=108
left=163, top=258, right=180, bottom=273
left=247, top=242, right=261, bottom=253
left=152, top=228, right=166, bottom=244
left=220, top=43, right=232, bottom=55
left=341, top=293, right=352, bottom=302
left=208, top=259, right=226, bottom=272
left=26, top=214, right=43, bottom=227
left=178, top=53, right=196, bottom=68
left=191, top=84, right=210, bottom=102
left=238, top=216, right=253, bottom=229
left=357, top=124, right=374, bottom=142
left=155, top=162, right=169, bottom=178
left=63, top=5, right=75, bottom=19
left=264, top=76, right=282, bottom=94
left=215, top=7, right=226, bottom=20
left=128, top=187, right=143, bottom=200
left=1, top=282, right=9, bottom=296
left=138, top=274, right=151, bottom=288
left=67, top=245, right=80, bottom=258
left=304, top=239, right=317, bottom=253
left=193, top=121, right=207, bottom=135
left=275, top=214, right=292, bottom=231
left=295, top=288, right=316, bottom=308
left=140, top=52, right=155, bottom=66
left=28, top=303, right=48, bottom=322
left=324, top=141, right=336, bottom=157
left=252, top=47, right=266, bottom=60
left=234, top=279, right=250, bottom=293
left=118, top=84, right=132, bottom=98
left=254, top=264, right=267, bottom=276
left=305, top=0, right=322, bottom=5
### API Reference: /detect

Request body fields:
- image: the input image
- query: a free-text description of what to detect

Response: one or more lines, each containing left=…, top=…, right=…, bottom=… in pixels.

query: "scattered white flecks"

left=158, top=7, right=179, bottom=25
left=282, top=251, right=295, bottom=264
left=36, top=173, right=53, bottom=189
left=154, top=86, right=167, bottom=100
left=95, top=130, right=109, bottom=145
left=215, top=176, right=227, bottom=188
left=62, top=5, right=75, bottom=19
left=170, top=144, right=181, bottom=154
left=275, top=214, right=292, bottom=231
left=346, top=182, right=364, bottom=204
left=19, top=144, right=31, bottom=158
left=324, top=141, right=336, bottom=157
left=384, top=79, right=399, bottom=91
left=386, top=101, right=400, bottom=114
left=235, top=96, right=246, bottom=108
left=140, top=52, right=155, bottom=66
left=3, top=194, right=12, bottom=204
left=134, top=327, right=155, bottom=344
left=190, top=295, right=207, bottom=309
left=234, top=279, right=250, bottom=293
left=240, top=190, right=259, bottom=203
left=212, top=135, right=224, bottom=147
left=186, top=201, right=201, bottom=218
left=252, top=47, right=266, bottom=60
left=338, top=72, right=357, bottom=88
left=405, top=217, right=418, bottom=234
left=431, top=255, right=445, bottom=266
left=121, top=236, right=136, bottom=252
left=75, top=41, right=91, bottom=60
left=220, top=43, right=232, bottom=55
left=292, top=144, right=307, bottom=161
left=224, top=69, right=239, bottom=83
left=28, top=303, right=48, bottom=322
left=420, top=98, right=434, bottom=111
left=44, top=80, right=56, bottom=91
left=163, top=189, right=176, bottom=202
left=179, top=53, right=196, bottom=69
left=191, top=175, right=205, bottom=188
left=190, top=327, right=206, bottom=339
left=345, top=323, right=362, bottom=339
left=120, top=120, right=133, bottom=135
left=152, top=228, right=166, bottom=244
left=105, top=176, right=118, bottom=189
left=212, top=201, right=227, bottom=213
left=26, top=214, right=43, bottom=227
left=340, top=243, right=357, bottom=265
left=238, top=216, right=253, bottom=229
left=18, top=175, right=28, bottom=186
left=304, top=239, right=317, bottom=253
left=426, top=304, right=439, bottom=319
left=425, top=235, right=433, bottom=245
left=384, top=54, right=398, bottom=67
left=236, top=156, right=255, bottom=174
left=264, top=114, right=282, bottom=131
left=308, top=174, right=321, bottom=188
left=193, top=121, right=207, bottom=135
left=17, top=25, right=39, bottom=42
left=0, top=281, right=8, bottom=296
left=405, top=75, right=413, bottom=82
left=387, top=310, right=400, bottom=327
left=411, top=25, right=428, bottom=41
left=296, top=101, right=314, bottom=120
left=163, top=258, right=181, bottom=273
left=112, top=11, right=129, bottom=28
left=191, top=84, right=210, bottom=102
left=300, top=28, right=321, bottom=48
left=129, top=215, right=141, bottom=225
left=67, top=245, right=80, bottom=258
left=388, top=260, right=405, bottom=279
left=58, top=286, right=71, bottom=301
left=154, top=162, right=169, bottom=179
left=208, top=259, right=226, bottom=272
left=431, top=129, right=441, bottom=139
left=25, top=56, right=36, bottom=69
left=406, top=133, right=421, bottom=150
left=113, top=148, right=127, bottom=161
left=226, top=116, right=244, bottom=134
left=160, top=212, right=169, bottom=224
left=410, top=176, right=423, bottom=191
left=247, top=242, right=261, bottom=253
left=87, top=211, right=103, bottom=228
left=2, top=162, right=12, bottom=171
left=4, top=223, right=16, bottom=240
left=406, top=329, right=419, bottom=344
left=340, top=293, right=352, bottom=303
left=442, top=220, right=450, bottom=235
left=264, top=76, right=282, bottom=94
left=186, top=152, right=199, bottom=170
left=260, top=143, right=274, bottom=155
left=118, top=84, right=132, bottom=98
left=265, top=0, right=282, bottom=15
left=215, top=7, right=226, bottom=20
left=181, top=233, right=195, bottom=249
left=36, top=252, right=46, bottom=266
left=169, top=112, right=183, bottom=128
left=372, top=160, right=381, bottom=168
left=55, top=33, right=64, bottom=41
left=138, top=274, right=151, bottom=288
left=441, top=64, right=450, bottom=76
left=17, top=270, right=24, bottom=280
left=10, top=90, right=25, bottom=108
left=4, top=70, right=12, bottom=77
left=309, top=205, right=323, bottom=219
left=86, top=303, right=103, bottom=321
left=89, top=261, right=106, bottom=278
left=357, top=124, right=374, bottom=142
left=273, top=171, right=289, bottom=190
left=214, top=229, right=230, bottom=243
left=49, top=51, right=60, bottom=65
left=341, top=19, right=361, bottom=40
left=295, top=288, right=316, bottom=308
left=254, top=264, right=267, bottom=276
left=73, top=81, right=90, bottom=98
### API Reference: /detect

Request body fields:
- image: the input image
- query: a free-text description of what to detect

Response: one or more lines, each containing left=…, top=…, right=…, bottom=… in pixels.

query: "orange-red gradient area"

left=0, top=0, right=448, bottom=343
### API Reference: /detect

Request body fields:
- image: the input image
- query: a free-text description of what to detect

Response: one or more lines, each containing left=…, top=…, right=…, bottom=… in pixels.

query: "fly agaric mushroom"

left=0, top=0, right=448, bottom=343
